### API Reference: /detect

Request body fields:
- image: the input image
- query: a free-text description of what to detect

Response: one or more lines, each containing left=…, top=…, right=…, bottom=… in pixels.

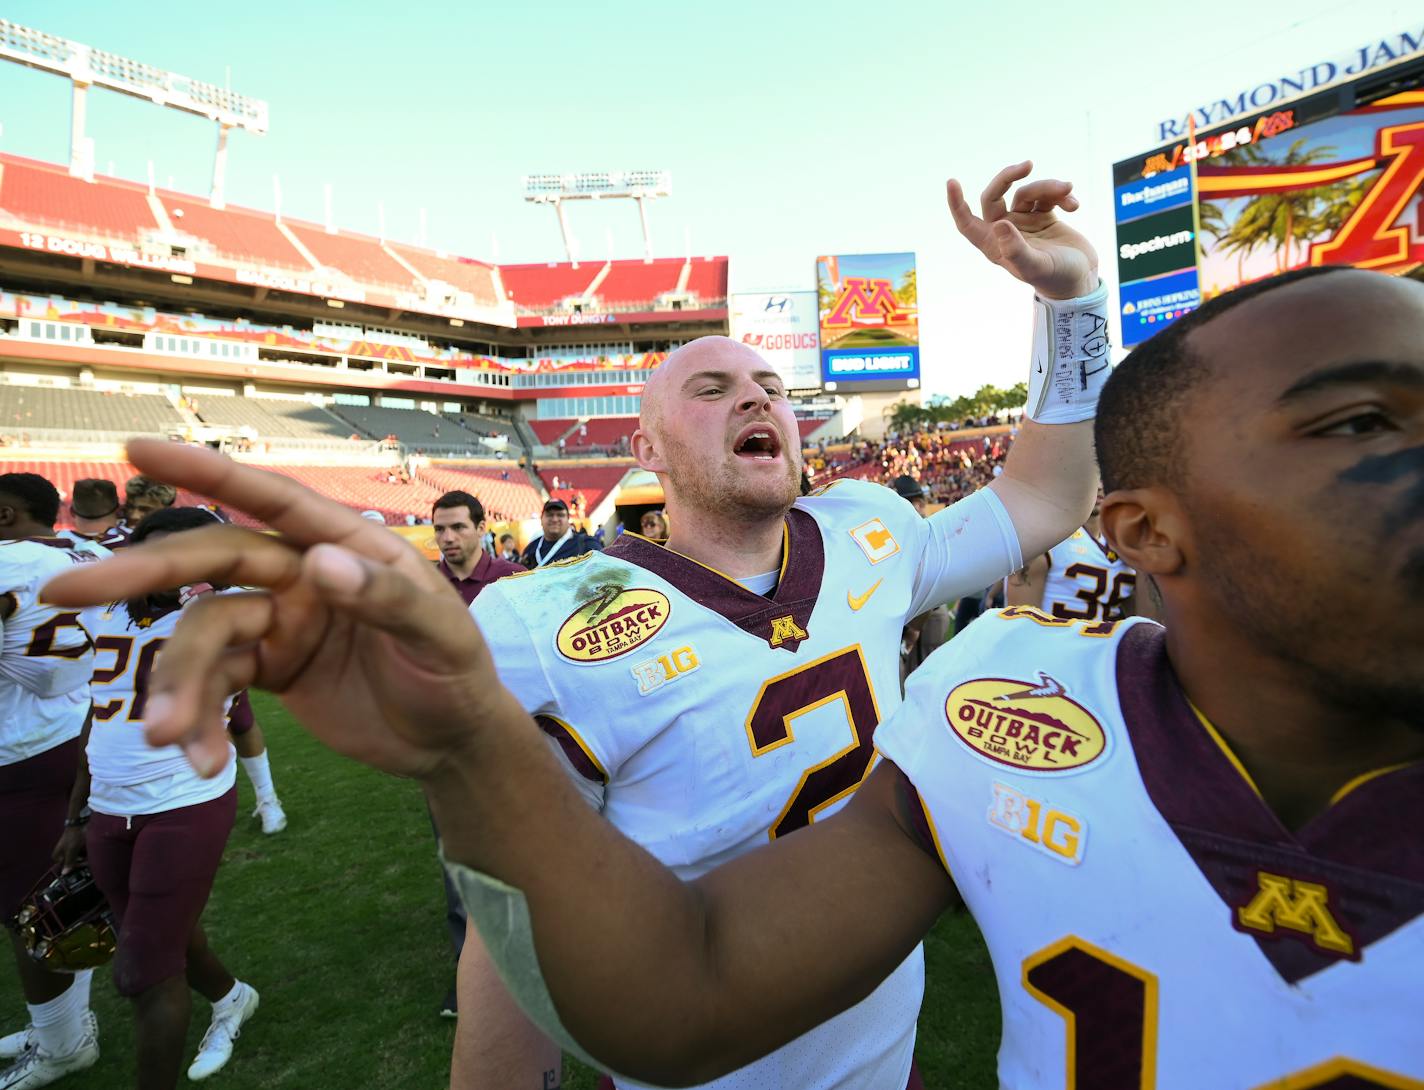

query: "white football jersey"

left=474, top=478, right=1022, bottom=1090
left=1040, top=526, right=1135, bottom=622
left=0, top=538, right=104, bottom=764
left=84, top=599, right=236, bottom=816
left=875, top=608, right=1424, bottom=1089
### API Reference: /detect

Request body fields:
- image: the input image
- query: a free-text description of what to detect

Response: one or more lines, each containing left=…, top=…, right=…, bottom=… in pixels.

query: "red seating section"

left=416, top=465, right=543, bottom=521
left=683, top=257, right=728, bottom=303
left=529, top=420, right=574, bottom=444
left=499, top=263, right=598, bottom=309
left=163, top=195, right=309, bottom=270
left=536, top=417, right=637, bottom=451
left=594, top=259, right=682, bottom=306
left=796, top=419, right=826, bottom=442
left=285, top=224, right=416, bottom=289
left=389, top=246, right=501, bottom=308
left=538, top=465, right=628, bottom=512
left=0, top=157, right=157, bottom=239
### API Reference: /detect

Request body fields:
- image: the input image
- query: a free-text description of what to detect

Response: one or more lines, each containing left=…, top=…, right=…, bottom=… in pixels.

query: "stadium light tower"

left=522, top=170, right=671, bottom=264
left=0, top=18, right=267, bottom=206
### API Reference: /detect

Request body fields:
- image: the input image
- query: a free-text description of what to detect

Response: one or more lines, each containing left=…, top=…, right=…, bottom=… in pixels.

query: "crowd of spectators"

left=807, top=426, right=1015, bottom=508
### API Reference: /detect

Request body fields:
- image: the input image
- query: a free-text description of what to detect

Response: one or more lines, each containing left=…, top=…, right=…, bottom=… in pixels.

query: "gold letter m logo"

left=768, top=615, right=809, bottom=648
left=1237, top=872, right=1354, bottom=956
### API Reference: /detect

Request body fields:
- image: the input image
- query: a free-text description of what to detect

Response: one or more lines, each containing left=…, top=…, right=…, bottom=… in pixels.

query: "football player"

left=46, top=265, right=1424, bottom=1088
left=0, top=474, right=102, bottom=1090
left=1004, top=490, right=1139, bottom=620
left=61, top=508, right=258, bottom=1090
left=43, top=158, right=1109, bottom=1090
left=57, top=479, right=130, bottom=552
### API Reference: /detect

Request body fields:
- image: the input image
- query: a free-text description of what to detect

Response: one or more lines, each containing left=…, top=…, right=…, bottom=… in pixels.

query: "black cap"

left=890, top=475, right=925, bottom=500
left=543, top=498, right=569, bottom=513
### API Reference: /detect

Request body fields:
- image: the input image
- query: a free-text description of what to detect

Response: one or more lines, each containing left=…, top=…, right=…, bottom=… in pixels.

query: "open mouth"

left=733, top=424, right=782, bottom=461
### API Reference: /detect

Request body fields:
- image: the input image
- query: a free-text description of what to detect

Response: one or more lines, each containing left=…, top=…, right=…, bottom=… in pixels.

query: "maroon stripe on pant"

left=86, top=786, right=237, bottom=996
left=596, top=1060, right=924, bottom=1089
left=0, top=737, right=80, bottom=918
left=226, top=689, right=255, bottom=736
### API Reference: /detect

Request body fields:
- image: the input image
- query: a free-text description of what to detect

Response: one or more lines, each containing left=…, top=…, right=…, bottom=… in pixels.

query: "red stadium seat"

left=285, top=224, right=420, bottom=290
left=388, top=245, right=502, bottom=309
left=592, top=259, right=683, bottom=307
left=499, top=263, right=601, bottom=310
left=0, top=156, right=157, bottom=240
left=537, top=465, right=629, bottom=512
left=416, top=465, right=544, bottom=521
left=162, top=194, right=311, bottom=271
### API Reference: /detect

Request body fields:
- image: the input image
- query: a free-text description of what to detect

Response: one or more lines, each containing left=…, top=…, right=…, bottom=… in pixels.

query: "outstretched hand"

left=946, top=161, right=1099, bottom=300
left=42, top=440, right=505, bottom=781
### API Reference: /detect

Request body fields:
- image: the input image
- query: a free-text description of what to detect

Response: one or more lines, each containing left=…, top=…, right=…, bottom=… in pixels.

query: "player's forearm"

left=990, top=418, right=1097, bottom=560
left=65, top=707, right=94, bottom=822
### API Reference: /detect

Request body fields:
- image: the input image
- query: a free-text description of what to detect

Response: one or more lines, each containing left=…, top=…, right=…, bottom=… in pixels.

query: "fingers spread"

left=42, top=525, right=302, bottom=608
left=979, top=160, right=1033, bottom=222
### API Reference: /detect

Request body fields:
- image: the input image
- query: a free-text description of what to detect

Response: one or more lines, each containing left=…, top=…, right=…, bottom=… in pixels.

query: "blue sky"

left=0, top=0, right=1414, bottom=395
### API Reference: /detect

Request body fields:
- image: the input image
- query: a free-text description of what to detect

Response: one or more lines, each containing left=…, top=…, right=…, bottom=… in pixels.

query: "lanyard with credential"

left=533, top=528, right=573, bottom=568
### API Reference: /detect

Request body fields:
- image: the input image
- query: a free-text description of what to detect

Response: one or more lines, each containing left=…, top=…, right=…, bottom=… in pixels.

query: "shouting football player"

left=58, top=507, right=259, bottom=1090
left=0, top=474, right=103, bottom=1090
left=42, top=157, right=1108, bottom=1090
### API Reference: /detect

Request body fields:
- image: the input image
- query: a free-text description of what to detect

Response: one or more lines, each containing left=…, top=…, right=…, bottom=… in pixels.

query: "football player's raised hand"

left=42, top=439, right=510, bottom=781
left=946, top=161, right=1098, bottom=300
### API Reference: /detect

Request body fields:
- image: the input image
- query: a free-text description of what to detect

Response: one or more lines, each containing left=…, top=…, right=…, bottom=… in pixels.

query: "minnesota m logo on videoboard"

left=816, top=252, right=920, bottom=392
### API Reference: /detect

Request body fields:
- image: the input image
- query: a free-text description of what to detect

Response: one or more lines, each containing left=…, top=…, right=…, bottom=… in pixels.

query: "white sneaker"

left=0, top=1022, right=98, bottom=1089
left=0, top=1012, right=97, bottom=1063
left=253, top=797, right=287, bottom=835
left=187, top=983, right=258, bottom=1081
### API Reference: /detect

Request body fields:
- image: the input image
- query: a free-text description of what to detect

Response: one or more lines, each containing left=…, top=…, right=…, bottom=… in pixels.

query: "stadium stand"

left=327, top=403, right=482, bottom=448
left=286, top=224, right=419, bottom=290
left=528, top=419, right=577, bottom=445
left=0, top=386, right=183, bottom=436
left=537, top=465, right=628, bottom=512
left=682, top=257, right=728, bottom=303
left=416, top=464, right=544, bottom=521
left=796, top=418, right=827, bottom=442
left=593, top=259, right=684, bottom=306
left=0, top=156, right=158, bottom=239
left=561, top=417, right=637, bottom=450
left=442, top=411, right=521, bottom=444
left=388, top=245, right=502, bottom=309
left=256, top=464, right=443, bottom=522
left=499, top=263, right=599, bottom=311
left=192, top=396, right=355, bottom=440
left=163, top=194, right=312, bottom=270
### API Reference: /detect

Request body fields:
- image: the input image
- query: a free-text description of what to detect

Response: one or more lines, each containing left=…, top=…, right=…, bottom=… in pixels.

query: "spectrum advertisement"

left=1112, top=52, right=1424, bottom=348
left=815, top=252, right=920, bottom=392
left=728, top=291, right=822, bottom=392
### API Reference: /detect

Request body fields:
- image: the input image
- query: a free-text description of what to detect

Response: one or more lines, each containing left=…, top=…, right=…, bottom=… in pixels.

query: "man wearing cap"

left=60, top=479, right=131, bottom=549
left=520, top=498, right=601, bottom=570
left=889, top=475, right=951, bottom=688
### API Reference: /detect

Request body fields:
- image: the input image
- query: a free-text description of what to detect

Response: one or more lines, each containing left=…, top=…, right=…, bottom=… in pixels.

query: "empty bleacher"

left=328, top=403, right=486, bottom=449
left=193, top=397, right=354, bottom=440
left=592, top=259, right=683, bottom=307
left=417, top=464, right=544, bottom=521
left=500, top=263, right=599, bottom=311
left=538, top=465, right=629, bottom=512
left=555, top=417, right=638, bottom=451
left=529, top=419, right=576, bottom=445
left=0, top=156, right=158, bottom=240
left=163, top=195, right=311, bottom=270
left=286, top=225, right=419, bottom=290
left=683, top=257, right=728, bottom=304
left=389, top=246, right=502, bottom=309
left=0, top=386, right=183, bottom=437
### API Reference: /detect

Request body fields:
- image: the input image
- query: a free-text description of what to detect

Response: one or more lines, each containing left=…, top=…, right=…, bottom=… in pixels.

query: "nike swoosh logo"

left=847, top=579, right=883, bottom=612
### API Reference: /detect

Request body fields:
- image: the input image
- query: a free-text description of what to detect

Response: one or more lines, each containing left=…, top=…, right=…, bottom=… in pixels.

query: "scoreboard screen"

left=1112, top=54, right=1424, bottom=347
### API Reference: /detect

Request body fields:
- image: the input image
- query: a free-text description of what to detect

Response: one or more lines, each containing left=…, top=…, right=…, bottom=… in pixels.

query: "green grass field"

left=2, top=692, right=1001, bottom=1088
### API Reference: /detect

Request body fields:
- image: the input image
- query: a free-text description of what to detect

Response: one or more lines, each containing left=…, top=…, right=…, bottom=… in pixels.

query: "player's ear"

left=1100, top=488, right=1184, bottom=577
left=630, top=427, right=667, bottom=474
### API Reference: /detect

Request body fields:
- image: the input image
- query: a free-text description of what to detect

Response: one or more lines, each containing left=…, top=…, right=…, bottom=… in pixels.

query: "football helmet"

left=11, top=866, right=117, bottom=972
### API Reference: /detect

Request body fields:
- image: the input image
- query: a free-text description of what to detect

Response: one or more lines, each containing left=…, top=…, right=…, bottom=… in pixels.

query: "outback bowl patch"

left=944, top=676, right=1108, bottom=773
left=556, top=588, right=671, bottom=663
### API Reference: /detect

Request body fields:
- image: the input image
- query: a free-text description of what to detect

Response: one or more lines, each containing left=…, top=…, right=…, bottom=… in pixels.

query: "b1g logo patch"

left=944, top=676, right=1108, bottom=773
left=556, top=588, right=671, bottom=663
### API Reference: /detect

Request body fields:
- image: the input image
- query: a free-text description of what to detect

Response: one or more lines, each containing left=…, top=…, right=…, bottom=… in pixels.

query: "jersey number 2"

left=744, top=646, right=881, bottom=840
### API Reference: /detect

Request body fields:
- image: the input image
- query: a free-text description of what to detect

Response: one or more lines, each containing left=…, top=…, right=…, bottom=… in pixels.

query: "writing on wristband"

left=1027, top=282, right=1112, bottom=425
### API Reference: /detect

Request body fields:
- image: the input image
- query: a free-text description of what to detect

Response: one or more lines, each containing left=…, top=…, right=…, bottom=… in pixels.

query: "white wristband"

left=1026, top=280, right=1111, bottom=424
